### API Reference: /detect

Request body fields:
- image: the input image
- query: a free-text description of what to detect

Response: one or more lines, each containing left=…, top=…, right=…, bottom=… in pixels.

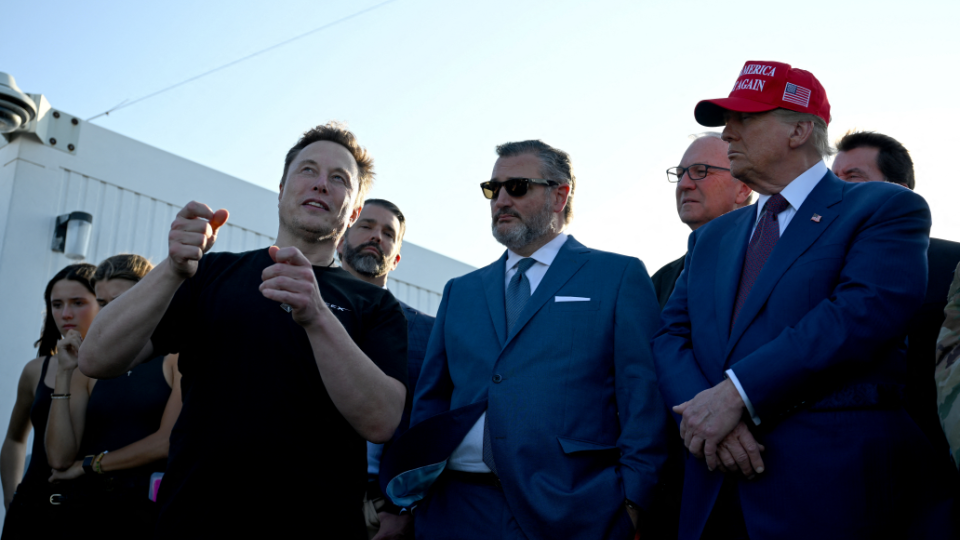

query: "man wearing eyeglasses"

left=385, top=140, right=669, bottom=539
left=652, top=134, right=752, bottom=308
left=653, top=60, right=957, bottom=539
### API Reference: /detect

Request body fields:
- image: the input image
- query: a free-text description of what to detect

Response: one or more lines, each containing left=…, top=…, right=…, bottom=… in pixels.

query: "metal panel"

left=57, top=169, right=274, bottom=267
left=387, top=279, right=442, bottom=317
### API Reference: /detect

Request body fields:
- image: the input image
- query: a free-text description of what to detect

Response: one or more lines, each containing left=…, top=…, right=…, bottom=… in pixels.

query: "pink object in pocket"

left=148, top=472, right=164, bottom=502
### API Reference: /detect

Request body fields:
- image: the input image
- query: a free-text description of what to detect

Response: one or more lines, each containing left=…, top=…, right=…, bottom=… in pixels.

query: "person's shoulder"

left=930, top=237, right=960, bottom=257
left=840, top=178, right=926, bottom=208
left=700, top=205, right=754, bottom=236
left=443, top=256, right=504, bottom=289
left=328, top=267, right=388, bottom=294
left=652, top=255, right=685, bottom=279
left=563, top=236, right=642, bottom=266
left=398, top=300, right=435, bottom=322
left=19, top=356, right=46, bottom=387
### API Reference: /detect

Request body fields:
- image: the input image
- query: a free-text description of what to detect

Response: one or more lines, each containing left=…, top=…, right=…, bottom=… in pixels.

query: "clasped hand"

left=260, top=246, right=329, bottom=327
left=673, top=379, right=766, bottom=478
left=56, top=330, right=82, bottom=371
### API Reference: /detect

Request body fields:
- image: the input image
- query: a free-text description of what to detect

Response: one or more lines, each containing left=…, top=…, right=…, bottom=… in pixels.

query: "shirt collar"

left=756, top=160, right=828, bottom=214
left=505, top=232, right=569, bottom=272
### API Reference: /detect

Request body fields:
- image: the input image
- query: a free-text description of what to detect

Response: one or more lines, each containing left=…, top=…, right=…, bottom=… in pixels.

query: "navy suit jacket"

left=373, top=301, right=436, bottom=511
left=396, top=301, right=436, bottom=436
left=654, top=172, right=957, bottom=539
left=410, top=235, right=669, bottom=540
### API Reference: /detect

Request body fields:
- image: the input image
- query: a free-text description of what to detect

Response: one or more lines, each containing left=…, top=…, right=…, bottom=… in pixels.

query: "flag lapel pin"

left=811, top=213, right=822, bottom=223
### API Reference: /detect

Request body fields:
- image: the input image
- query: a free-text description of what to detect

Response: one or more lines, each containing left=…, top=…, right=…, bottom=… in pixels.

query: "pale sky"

left=6, top=0, right=959, bottom=272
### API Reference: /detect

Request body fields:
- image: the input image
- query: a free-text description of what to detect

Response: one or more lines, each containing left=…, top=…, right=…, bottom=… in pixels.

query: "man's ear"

left=389, top=252, right=401, bottom=272
left=278, top=182, right=284, bottom=205
left=553, top=184, right=571, bottom=214
left=349, top=205, right=362, bottom=226
left=735, top=181, right=753, bottom=206
left=788, top=121, right=815, bottom=150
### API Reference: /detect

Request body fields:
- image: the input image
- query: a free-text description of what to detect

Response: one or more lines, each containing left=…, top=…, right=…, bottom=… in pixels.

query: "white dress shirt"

left=725, top=161, right=827, bottom=425
left=446, top=232, right=570, bottom=472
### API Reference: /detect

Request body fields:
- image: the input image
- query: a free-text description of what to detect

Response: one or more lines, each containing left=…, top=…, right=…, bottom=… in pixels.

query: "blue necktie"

left=484, top=257, right=537, bottom=474
left=505, top=257, right=537, bottom=333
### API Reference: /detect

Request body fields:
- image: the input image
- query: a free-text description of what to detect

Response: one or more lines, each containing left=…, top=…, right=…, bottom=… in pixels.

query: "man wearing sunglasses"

left=391, top=140, right=669, bottom=539
left=652, top=133, right=753, bottom=309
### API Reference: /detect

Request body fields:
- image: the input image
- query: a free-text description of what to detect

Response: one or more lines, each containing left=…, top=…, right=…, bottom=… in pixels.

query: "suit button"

left=492, top=374, right=503, bottom=383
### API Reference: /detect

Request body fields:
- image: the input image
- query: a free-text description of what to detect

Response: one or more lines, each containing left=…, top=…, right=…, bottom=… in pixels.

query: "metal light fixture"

left=0, top=73, right=37, bottom=133
left=52, top=212, right=93, bottom=260
left=0, top=72, right=81, bottom=154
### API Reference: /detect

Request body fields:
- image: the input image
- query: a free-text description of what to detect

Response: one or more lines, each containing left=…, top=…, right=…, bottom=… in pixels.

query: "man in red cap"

left=653, top=61, right=958, bottom=539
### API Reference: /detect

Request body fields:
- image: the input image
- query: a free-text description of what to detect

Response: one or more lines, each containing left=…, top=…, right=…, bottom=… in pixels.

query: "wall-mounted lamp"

left=52, top=212, right=93, bottom=260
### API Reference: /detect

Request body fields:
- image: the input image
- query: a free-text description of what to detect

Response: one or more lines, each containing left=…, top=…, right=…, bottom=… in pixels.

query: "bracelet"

left=93, top=451, right=108, bottom=474
left=82, top=455, right=96, bottom=475
left=51, top=394, right=71, bottom=400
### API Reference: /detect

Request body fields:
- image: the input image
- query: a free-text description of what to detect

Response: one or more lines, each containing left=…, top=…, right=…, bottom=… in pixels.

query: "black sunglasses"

left=480, top=178, right=559, bottom=200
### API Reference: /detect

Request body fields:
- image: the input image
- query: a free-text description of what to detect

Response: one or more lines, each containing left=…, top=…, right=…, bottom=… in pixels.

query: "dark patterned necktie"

left=505, top=257, right=537, bottom=333
left=732, top=193, right=790, bottom=325
left=483, top=257, right=537, bottom=474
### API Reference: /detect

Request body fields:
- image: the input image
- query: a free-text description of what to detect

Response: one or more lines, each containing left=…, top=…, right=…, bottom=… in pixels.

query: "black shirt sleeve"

left=360, top=290, right=409, bottom=390
left=150, top=260, right=203, bottom=356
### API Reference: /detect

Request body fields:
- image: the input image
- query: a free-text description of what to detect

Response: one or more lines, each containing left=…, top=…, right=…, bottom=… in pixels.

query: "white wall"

left=0, top=111, right=472, bottom=523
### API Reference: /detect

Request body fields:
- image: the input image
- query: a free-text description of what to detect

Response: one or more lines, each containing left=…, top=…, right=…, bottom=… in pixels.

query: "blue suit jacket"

left=654, top=172, right=957, bottom=539
left=410, top=235, right=669, bottom=540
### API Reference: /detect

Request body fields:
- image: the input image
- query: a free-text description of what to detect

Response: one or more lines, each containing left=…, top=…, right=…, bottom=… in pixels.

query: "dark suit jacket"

left=396, top=301, right=436, bottom=437
left=651, top=255, right=685, bottom=310
left=905, top=238, right=960, bottom=457
left=409, top=236, right=668, bottom=540
left=376, top=301, right=435, bottom=511
left=653, top=172, right=957, bottom=539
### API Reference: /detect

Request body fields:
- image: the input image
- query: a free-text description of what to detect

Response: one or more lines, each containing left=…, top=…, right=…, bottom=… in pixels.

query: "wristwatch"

left=82, top=455, right=96, bottom=475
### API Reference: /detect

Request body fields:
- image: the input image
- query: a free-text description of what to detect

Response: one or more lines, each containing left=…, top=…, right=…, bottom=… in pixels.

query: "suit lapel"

left=482, top=253, right=509, bottom=348
left=715, top=208, right=755, bottom=341
left=504, top=235, right=589, bottom=346
left=725, top=172, right=844, bottom=360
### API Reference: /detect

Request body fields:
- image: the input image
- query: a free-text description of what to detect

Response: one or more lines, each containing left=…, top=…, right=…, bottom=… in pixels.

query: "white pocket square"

left=555, top=296, right=591, bottom=302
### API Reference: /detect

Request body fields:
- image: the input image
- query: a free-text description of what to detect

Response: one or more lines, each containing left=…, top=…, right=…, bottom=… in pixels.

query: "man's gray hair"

left=496, top=140, right=576, bottom=226
left=769, top=109, right=835, bottom=159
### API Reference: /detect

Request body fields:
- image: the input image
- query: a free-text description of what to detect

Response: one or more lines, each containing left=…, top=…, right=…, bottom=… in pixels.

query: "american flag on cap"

left=782, top=83, right=811, bottom=108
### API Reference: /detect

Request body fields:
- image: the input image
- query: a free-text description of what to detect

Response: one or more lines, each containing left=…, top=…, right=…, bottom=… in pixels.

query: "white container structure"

left=0, top=75, right=472, bottom=523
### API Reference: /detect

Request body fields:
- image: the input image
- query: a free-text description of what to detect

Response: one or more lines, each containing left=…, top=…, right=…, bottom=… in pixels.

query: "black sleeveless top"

left=20, top=356, right=53, bottom=486
left=77, top=356, right=171, bottom=488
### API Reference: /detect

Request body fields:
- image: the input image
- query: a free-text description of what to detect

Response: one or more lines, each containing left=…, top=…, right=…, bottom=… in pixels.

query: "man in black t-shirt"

left=78, top=122, right=408, bottom=539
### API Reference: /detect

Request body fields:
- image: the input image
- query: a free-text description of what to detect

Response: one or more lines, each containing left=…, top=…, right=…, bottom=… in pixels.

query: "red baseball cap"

left=694, top=60, right=830, bottom=127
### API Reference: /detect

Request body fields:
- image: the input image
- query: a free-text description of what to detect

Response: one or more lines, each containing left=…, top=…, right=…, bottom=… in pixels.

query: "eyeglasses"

left=480, top=178, right=559, bottom=200
left=666, top=164, right=731, bottom=183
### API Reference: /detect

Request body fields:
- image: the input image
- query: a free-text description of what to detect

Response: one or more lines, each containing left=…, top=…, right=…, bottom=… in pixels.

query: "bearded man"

left=384, top=139, right=670, bottom=540
left=79, top=123, right=408, bottom=539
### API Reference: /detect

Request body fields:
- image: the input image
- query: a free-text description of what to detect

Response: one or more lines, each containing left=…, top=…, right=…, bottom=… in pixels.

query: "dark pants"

left=415, top=473, right=528, bottom=540
left=701, top=477, right=749, bottom=540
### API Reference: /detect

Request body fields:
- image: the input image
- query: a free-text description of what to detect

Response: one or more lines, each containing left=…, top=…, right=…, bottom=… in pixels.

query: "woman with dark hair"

left=44, top=254, right=181, bottom=538
left=1, top=263, right=97, bottom=538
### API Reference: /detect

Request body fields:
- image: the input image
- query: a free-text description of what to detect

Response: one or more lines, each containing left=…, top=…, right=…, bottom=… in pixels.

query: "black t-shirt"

left=150, top=248, right=407, bottom=539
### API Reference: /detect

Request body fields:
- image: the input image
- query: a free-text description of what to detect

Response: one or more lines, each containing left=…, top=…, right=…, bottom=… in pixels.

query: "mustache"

left=494, top=209, right=521, bottom=220
left=355, top=241, right=384, bottom=257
